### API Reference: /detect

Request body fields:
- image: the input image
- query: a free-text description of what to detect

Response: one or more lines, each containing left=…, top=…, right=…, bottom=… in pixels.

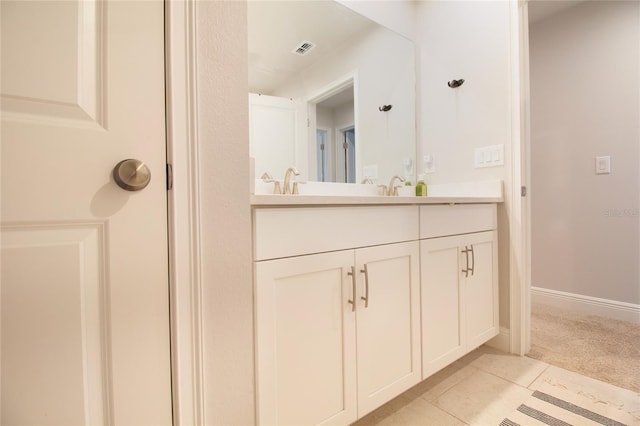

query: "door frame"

left=506, top=0, right=531, bottom=356
left=165, top=1, right=204, bottom=424
left=167, top=2, right=255, bottom=424
left=519, top=0, right=532, bottom=355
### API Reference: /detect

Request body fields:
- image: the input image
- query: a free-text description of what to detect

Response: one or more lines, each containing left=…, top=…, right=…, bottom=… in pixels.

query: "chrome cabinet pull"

left=461, top=246, right=470, bottom=277
left=360, top=264, right=369, bottom=308
left=347, top=266, right=356, bottom=312
left=469, top=245, right=475, bottom=276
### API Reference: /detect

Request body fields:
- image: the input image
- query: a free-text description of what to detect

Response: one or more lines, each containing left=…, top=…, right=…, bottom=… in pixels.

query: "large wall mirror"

left=248, top=0, right=416, bottom=184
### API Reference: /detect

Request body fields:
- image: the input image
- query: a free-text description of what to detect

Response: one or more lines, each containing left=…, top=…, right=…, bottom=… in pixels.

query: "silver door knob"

left=113, top=159, right=151, bottom=191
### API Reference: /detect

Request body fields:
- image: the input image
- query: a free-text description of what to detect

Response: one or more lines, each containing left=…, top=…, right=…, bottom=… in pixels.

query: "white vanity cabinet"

left=255, top=250, right=357, bottom=426
left=353, top=241, right=421, bottom=417
left=419, top=204, right=499, bottom=379
left=254, top=206, right=421, bottom=425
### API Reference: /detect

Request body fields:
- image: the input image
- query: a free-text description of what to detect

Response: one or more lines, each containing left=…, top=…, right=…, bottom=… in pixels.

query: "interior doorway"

left=526, top=0, right=640, bottom=382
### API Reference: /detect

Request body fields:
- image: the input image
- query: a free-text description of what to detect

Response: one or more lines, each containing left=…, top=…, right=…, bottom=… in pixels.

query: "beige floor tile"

left=432, top=369, right=532, bottom=426
left=354, top=393, right=467, bottom=426
left=529, top=364, right=640, bottom=421
left=466, top=345, right=549, bottom=387
left=407, top=360, right=479, bottom=402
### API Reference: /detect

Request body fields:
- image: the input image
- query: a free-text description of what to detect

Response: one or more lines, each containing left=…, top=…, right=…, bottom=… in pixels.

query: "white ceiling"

left=248, top=1, right=376, bottom=94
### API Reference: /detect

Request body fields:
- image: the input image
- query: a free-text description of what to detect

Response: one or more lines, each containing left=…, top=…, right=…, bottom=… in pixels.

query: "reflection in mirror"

left=313, top=82, right=355, bottom=183
left=248, top=1, right=415, bottom=184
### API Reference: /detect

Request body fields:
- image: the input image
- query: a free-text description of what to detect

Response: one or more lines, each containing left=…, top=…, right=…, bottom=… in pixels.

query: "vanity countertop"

left=251, top=180, right=504, bottom=206
left=250, top=194, right=503, bottom=206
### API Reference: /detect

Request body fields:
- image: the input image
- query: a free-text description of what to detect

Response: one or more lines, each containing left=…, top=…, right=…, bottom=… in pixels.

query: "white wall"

left=195, top=1, right=255, bottom=423
left=316, top=102, right=354, bottom=131
left=530, top=1, right=640, bottom=305
left=415, top=1, right=513, bottom=330
left=415, top=0, right=511, bottom=184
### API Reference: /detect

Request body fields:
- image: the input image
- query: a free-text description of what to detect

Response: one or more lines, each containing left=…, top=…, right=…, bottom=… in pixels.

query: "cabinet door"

left=255, top=250, right=357, bottom=426
left=420, top=235, right=468, bottom=378
left=464, top=231, right=499, bottom=350
left=355, top=241, right=421, bottom=417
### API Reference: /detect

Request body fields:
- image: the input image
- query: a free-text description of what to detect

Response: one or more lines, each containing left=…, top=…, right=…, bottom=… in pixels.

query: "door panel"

left=2, top=226, right=108, bottom=425
left=1, top=1, right=171, bottom=424
left=0, top=0, right=104, bottom=127
left=355, top=242, right=421, bottom=417
left=420, top=235, right=467, bottom=378
left=465, top=231, right=499, bottom=349
left=255, top=251, right=357, bottom=426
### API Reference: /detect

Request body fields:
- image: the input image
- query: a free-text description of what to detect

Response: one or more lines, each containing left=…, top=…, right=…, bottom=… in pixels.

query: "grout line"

left=425, top=395, right=473, bottom=426
left=477, top=368, right=536, bottom=395
left=527, top=364, right=551, bottom=390
left=424, top=365, right=482, bottom=402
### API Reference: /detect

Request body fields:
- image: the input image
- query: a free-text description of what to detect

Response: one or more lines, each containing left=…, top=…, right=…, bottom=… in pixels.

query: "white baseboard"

left=486, top=326, right=510, bottom=353
left=531, top=286, right=640, bottom=324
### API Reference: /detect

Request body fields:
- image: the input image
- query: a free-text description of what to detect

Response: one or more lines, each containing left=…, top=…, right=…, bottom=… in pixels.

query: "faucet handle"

left=260, top=172, right=281, bottom=194
left=392, top=185, right=402, bottom=196
left=377, top=184, right=388, bottom=196
left=292, top=181, right=306, bottom=195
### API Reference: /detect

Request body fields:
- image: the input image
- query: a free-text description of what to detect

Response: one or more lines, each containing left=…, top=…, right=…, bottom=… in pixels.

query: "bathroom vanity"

left=252, top=184, right=501, bottom=425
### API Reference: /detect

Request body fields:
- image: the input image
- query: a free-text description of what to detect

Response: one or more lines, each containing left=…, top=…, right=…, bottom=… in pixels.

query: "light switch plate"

left=474, top=144, right=504, bottom=168
left=595, top=156, right=611, bottom=174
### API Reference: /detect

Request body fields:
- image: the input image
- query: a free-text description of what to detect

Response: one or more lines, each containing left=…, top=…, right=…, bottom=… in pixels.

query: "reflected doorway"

left=308, top=74, right=357, bottom=182
left=315, top=86, right=355, bottom=182
left=316, top=128, right=329, bottom=182
left=336, top=127, right=355, bottom=183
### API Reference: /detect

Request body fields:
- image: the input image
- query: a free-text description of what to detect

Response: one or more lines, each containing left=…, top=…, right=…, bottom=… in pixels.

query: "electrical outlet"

left=423, top=155, right=436, bottom=174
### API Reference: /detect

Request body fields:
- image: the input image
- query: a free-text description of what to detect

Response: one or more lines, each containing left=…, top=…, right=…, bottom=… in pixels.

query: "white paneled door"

left=1, top=1, right=171, bottom=425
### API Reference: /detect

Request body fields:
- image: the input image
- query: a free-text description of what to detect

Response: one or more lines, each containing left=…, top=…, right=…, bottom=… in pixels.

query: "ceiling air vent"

left=292, top=41, right=316, bottom=56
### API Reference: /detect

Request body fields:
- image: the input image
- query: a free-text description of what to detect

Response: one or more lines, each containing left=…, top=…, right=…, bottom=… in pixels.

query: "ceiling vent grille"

left=292, top=41, right=316, bottom=56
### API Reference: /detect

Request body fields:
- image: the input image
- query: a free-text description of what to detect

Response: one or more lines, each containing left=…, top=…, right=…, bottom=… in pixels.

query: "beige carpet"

left=527, top=303, right=640, bottom=392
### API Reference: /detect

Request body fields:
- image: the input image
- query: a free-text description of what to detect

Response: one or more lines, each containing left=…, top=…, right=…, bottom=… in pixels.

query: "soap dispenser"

left=415, top=175, right=427, bottom=197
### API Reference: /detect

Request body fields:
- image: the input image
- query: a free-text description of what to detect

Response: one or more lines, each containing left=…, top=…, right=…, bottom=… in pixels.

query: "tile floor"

left=353, top=345, right=640, bottom=426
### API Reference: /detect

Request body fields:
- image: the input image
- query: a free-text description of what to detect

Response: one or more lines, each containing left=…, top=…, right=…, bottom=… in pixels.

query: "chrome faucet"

left=283, top=166, right=300, bottom=194
left=387, top=175, right=406, bottom=196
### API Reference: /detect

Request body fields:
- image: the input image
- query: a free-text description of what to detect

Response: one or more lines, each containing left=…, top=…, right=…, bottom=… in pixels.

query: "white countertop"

left=251, top=180, right=504, bottom=206
left=251, top=194, right=503, bottom=206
